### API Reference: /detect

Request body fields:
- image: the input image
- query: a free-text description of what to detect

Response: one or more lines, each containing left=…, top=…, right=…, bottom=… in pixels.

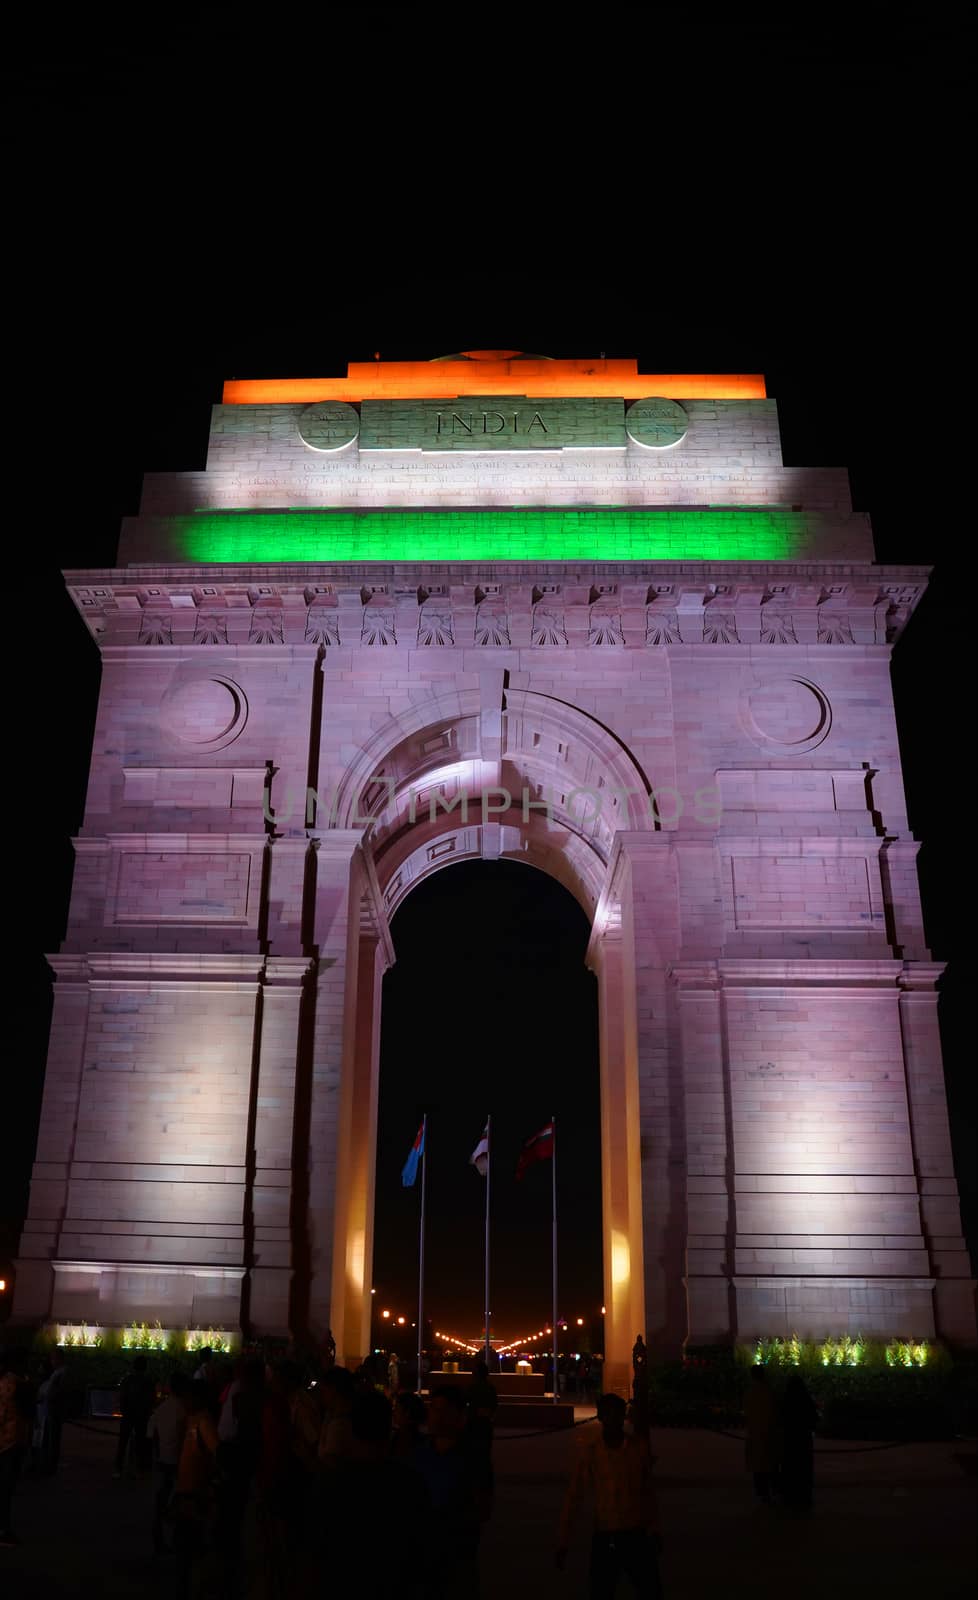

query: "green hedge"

left=641, top=1343, right=978, bottom=1439
left=25, top=1330, right=296, bottom=1417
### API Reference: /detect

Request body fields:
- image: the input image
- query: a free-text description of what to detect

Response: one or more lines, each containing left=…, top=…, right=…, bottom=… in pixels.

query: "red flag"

left=516, top=1121, right=554, bottom=1181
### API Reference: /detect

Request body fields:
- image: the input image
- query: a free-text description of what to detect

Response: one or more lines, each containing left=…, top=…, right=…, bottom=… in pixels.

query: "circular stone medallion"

left=297, top=401, right=360, bottom=452
left=743, top=677, right=831, bottom=752
left=626, top=397, right=688, bottom=449
left=160, top=676, right=248, bottom=748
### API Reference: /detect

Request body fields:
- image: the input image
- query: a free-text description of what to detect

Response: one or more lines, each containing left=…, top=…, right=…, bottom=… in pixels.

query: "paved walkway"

left=2, top=1414, right=975, bottom=1598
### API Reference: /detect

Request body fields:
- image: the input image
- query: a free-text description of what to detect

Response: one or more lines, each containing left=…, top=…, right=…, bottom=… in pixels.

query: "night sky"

left=3, top=21, right=973, bottom=1340
left=374, top=861, right=600, bottom=1343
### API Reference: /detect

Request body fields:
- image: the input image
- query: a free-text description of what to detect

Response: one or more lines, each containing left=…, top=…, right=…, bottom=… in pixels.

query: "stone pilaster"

left=672, top=964, right=735, bottom=1345
left=246, top=954, right=314, bottom=1336
left=898, top=964, right=978, bottom=1343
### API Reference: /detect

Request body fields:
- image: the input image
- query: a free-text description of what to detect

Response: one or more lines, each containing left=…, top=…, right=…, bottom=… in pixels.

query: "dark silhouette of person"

left=392, top=1390, right=427, bottom=1460
left=414, top=1386, right=492, bottom=1594
left=744, top=1364, right=779, bottom=1502
left=215, top=1354, right=264, bottom=1593
left=0, top=1347, right=33, bottom=1547
left=557, top=1391, right=661, bottom=1596
left=632, top=1335, right=649, bottom=1406
left=115, top=1356, right=155, bottom=1477
left=464, top=1360, right=498, bottom=1503
left=147, top=1369, right=189, bottom=1555
left=35, top=1347, right=68, bottom=1475
left=326, top=1388, right=432, bottom=1598
left=779, top=1374, right=818, bottom=1511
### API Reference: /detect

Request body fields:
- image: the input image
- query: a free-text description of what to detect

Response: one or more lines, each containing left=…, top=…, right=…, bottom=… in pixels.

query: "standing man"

left=34, top=1347, right=68, bottom=1474
left=744, top=1364, right=780, bottom=1503
left=631, top=1336, right=648, bottom=1388
left=415, top=1386, right=492, bottom=1595
left=192, top=1347, right=213, bottom=1382
left=464, top=1359, right=498, bottom=1508
left=114, top=1356, right=155, bottom=1478
left=148, top=1372, right=189, bottom=1555
left=388, top=1349, right=400, bottom=1395
left=556, top=1392, right=661, bottom=1597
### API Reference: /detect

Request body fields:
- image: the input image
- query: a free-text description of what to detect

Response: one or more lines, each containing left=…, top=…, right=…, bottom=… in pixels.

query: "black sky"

left=374, top=861, right=600, bottom=1343
left=3, top=19, right=973, bottom=1331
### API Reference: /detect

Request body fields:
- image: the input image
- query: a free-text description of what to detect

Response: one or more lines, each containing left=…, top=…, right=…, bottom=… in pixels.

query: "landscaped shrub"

left=641, top=1336, right=967, bottom=1439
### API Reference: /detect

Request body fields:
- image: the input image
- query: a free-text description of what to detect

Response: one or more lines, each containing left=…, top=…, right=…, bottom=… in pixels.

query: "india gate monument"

left=15, top=351, right=976, bottom=1390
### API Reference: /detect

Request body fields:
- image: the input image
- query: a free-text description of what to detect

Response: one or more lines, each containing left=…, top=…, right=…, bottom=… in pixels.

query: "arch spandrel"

left=326, top=688, right=656, bottom=863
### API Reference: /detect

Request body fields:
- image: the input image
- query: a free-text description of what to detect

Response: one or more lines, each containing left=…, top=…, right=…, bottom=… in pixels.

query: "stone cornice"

left=897, top=961, right=947, bottom=991
left=45, top=952, right=313, bottom=986
left=49, top=1261, right=248, bottom=1279
left=63, top=563, right=930, bottom=648
left=718, top=958, right=906, bottom=989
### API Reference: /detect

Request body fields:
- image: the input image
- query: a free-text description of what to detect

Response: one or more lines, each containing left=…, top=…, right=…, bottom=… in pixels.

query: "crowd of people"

left=1, top=1332, right=821, bottom=1597
left=1, top=1343, right=68, bottom=1543
left=2, top=1340, right=501, bottom=1597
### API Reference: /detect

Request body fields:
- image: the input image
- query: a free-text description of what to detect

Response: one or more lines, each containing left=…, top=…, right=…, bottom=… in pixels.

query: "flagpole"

left=484, top=1114, right=491, bottom=1366
left=417, top=1113, right=427, bottom=1395
left=552, top=1114, right=558, bottom=1404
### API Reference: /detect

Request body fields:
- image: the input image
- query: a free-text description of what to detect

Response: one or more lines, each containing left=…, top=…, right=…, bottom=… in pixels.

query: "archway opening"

left=371, top=859, right=602, bottom=1373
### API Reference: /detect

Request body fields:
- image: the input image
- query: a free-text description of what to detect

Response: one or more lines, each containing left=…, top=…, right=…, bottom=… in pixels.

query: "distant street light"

left=381, top=1310, right=391, bottom=1319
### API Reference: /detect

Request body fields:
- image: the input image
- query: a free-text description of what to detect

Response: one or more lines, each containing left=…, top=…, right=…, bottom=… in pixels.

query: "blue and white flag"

left=401, top=1122, right=425, bottom=1187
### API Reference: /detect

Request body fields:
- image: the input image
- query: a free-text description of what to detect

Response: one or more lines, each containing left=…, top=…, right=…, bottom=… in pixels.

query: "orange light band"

left=222, top=359, right=766, bottom=405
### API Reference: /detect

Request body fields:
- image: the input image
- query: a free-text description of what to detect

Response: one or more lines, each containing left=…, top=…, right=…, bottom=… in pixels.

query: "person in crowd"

left=317, top=1364, right=356, bottom=1468
left=631, top=1335, right=649, bottom=1395
left=464, top=1360, right=498, bottom=1498
left=392, top=1390, right=427, bottom=1461
left=114, top=1355, right=156, bottom=1478
left=0, top=1349, right=33, bottom=1548
left=779, top=1373, right=818, bottom=1512
left=556, top=1391, right=661, bottom=1597
left=192, top=1346, right=213, bottom=1382
left=387, top=1349, right=400, bottom=1395
left=414, top=1385, right=492, bottom=1597
left=279, top=1362, right=320, bottom=1475
left=217, top=1354, right=246, bottom=1448
left=744, top=1363, right=780, bottom=1503
left=214, top=1354, right=265, bottom=1596
left=147, top=1370, right=189, bottom=1556
left=324, top=1388, right=432, bottom=1598
left=253, top=1362, right=295, bottom=1592
left=323, top=1329, right=336, bottom=1370
left=32, top=1347, right=68, bottom=1475
left=172, top=1381, right=219, bottom=1600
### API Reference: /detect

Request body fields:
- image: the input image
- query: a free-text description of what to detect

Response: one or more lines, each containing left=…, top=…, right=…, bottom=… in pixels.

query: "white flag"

left=469, top=1123, right=489, bottom=1178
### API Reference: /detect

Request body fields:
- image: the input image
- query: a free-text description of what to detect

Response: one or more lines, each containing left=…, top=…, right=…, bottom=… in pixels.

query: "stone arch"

left=329, top=683, right=656, bottom=885
left=321, top=690, right=652, bottom=1393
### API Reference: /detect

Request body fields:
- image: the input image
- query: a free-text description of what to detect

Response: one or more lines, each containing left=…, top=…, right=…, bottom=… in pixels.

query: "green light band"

left=164, top=508, right=816, bottom=564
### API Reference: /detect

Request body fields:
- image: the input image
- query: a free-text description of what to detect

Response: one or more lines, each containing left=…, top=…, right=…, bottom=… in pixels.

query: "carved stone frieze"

left=68, top=567, right=931, bottom=649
